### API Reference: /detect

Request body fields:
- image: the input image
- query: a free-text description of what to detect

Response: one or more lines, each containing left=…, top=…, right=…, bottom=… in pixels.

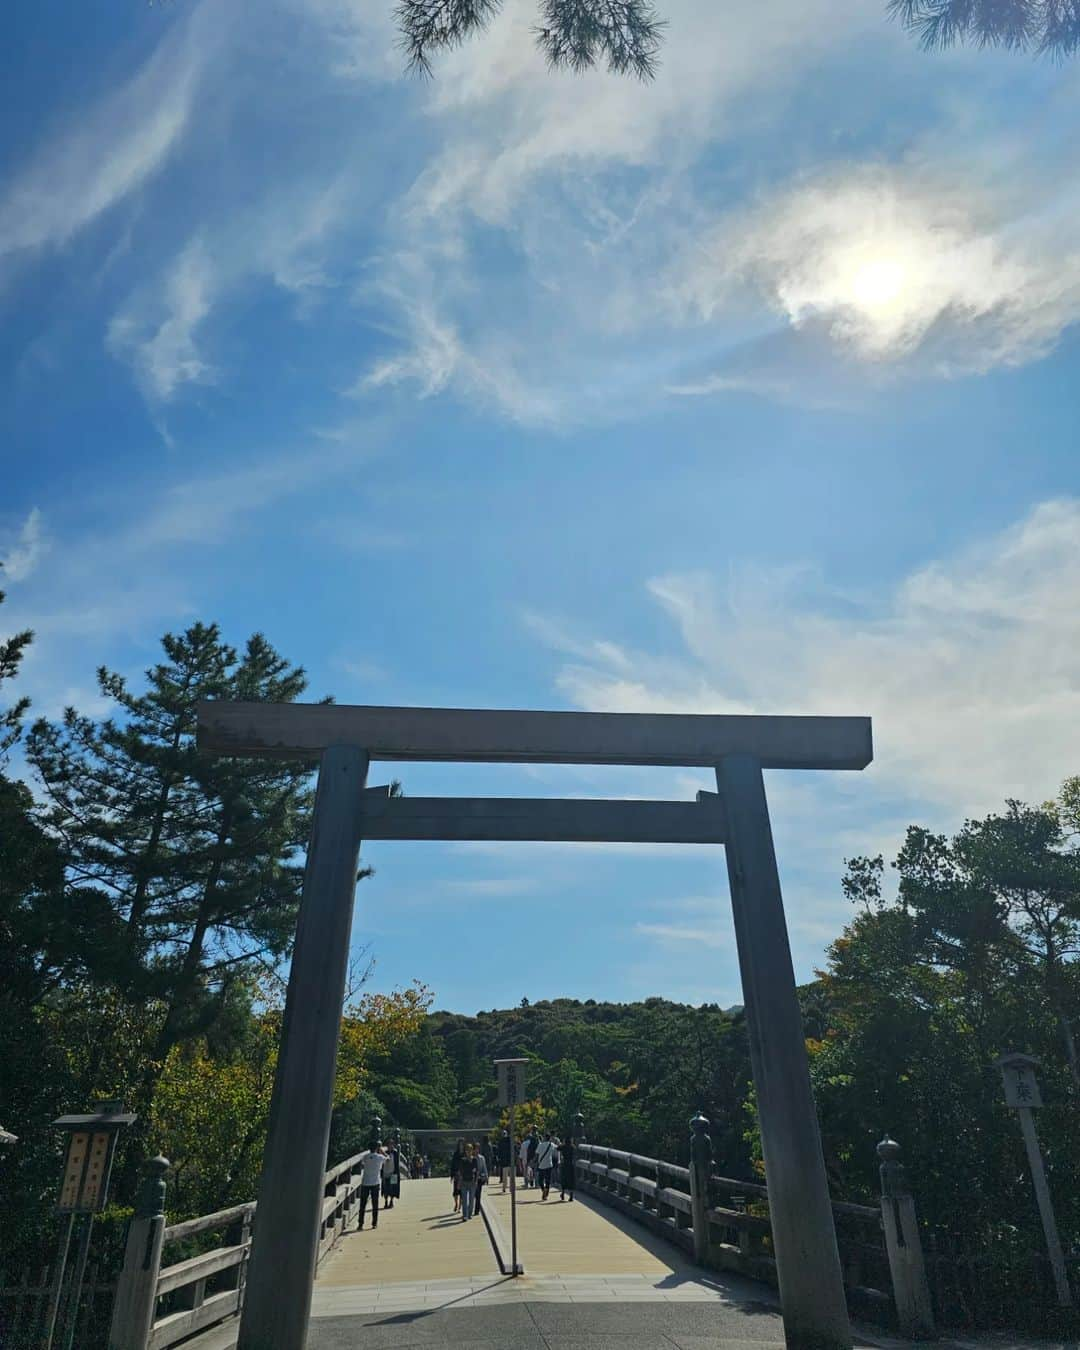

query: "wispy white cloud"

left=0, top=508, right=47, bottom=583
left=108, top=238, right=216, bottom=402
left=348, top=1, right=1077, bottom=419
left=635, top=920, right=726, bottom=948
left=445, top=877, right=541, bottom=897
left=535, top=498, right=1080, bottom=821
left=0, top=7, right=209, bottom=263
left=3, top=433, right=385, bottom=720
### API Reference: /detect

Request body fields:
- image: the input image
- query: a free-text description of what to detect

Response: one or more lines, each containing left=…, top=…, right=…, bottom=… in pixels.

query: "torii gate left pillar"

left=198, top=701, right=872, bottom=1350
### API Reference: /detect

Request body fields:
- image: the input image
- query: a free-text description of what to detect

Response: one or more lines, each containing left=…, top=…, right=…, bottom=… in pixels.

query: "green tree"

left=810, top=785, right=1080, bottom=1327
left=25, top=623, right=319, bottom=1107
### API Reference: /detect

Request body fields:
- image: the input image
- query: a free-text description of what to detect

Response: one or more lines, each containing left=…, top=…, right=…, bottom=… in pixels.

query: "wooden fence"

left=0, top=1262, right=114, bottom=1350
left=0, top=1151, right=370, bottom=1350
left=132, top=1150, right=368, bottom=1350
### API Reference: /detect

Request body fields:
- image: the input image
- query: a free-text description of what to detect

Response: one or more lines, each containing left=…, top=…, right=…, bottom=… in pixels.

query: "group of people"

left=355, top=1128, right=579, bottom=1233
left=448, top=1128, right=576, bottom=1219
left=514, top=1127, right=576, bottom=1201
left=449, top=1139, right=490, bottom=1220
left=355, top=1137, right=406, bottom=1231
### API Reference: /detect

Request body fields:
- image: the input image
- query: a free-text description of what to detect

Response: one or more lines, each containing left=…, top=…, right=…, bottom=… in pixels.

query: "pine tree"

left=26, top=624, right=321, bottom=1097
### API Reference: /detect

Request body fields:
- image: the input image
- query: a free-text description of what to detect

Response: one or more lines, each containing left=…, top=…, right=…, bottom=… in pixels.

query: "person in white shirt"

left=535, top=1133, right=558, bottom=1200
left=357, top=1142, right=386, bottom=1230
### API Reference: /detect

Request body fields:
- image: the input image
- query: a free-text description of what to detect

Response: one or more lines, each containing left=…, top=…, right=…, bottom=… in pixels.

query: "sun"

left=849, top=258, right=907, bottom=310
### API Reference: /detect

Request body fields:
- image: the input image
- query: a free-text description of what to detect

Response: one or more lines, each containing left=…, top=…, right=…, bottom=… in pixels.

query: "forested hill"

left=353, top=997, right=757, bottom=1175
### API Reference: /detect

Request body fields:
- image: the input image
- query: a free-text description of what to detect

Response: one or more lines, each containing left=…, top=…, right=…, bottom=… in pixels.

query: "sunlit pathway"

left=309, top=1175, right=780, bottom=1324
left=484, top=1180, right=693, bottom=1277
left=313, top=1177, right=496, bottom=1301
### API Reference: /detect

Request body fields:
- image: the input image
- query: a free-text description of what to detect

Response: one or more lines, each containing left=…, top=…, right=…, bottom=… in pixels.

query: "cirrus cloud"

left=535, top=498, right=1080, bottom=822
left=670, top=162, right=1080, bottom=377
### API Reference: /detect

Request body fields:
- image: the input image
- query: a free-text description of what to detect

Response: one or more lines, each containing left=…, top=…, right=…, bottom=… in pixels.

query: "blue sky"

left=3, top=0, right=1079, bottom=1015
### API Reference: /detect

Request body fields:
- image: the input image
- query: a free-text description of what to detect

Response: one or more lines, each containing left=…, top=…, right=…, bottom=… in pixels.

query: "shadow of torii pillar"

left=197, top=701, right=870, bottom=1350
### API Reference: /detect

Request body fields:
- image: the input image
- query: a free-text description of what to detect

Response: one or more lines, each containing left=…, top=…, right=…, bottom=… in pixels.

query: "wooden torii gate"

left=196, top=702, right=873, bottom=1350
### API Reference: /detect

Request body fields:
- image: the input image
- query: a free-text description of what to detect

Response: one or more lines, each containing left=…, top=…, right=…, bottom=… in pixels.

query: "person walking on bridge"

left=536, top=1132, right=557, bottom=1200
left=451, top=1139, right=464, bottom=1214
left=475, top=1143, right=489, bottom=1214
left=383, top=1137, right=402, bottom=1211
left=559, top=1138, right=576, bottom=1201
left=357, top=1141, right=386, bottom=1231
left=459, top=1143, right=479, bottom=1221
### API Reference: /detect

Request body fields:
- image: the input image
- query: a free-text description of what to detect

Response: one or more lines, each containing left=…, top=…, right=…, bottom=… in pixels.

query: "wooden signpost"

left=46, top=1102, right=135, bottom=1350
left=995, top=1053, right=1072, bottom=1308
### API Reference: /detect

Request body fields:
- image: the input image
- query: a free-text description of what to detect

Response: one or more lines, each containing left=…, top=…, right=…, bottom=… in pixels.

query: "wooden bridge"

left=107, top=1131, right=933, bottom=1350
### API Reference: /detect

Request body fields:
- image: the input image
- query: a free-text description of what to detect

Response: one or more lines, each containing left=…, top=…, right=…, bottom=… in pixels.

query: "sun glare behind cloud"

left=849, top=257, right=907, bottom=311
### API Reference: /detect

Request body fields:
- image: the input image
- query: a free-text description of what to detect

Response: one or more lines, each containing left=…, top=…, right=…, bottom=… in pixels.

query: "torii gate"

left=196, top=702, right=872, bottom=1350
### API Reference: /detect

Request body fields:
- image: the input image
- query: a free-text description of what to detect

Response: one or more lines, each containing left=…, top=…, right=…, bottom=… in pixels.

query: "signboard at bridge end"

left=495, top=1057, right=528, bottom=1108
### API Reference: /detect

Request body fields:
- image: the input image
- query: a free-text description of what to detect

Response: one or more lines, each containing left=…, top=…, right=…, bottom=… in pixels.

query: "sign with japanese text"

left=1001, top=1062, right=1043, bottom=1109
left=496, top=1059, right=527, bottom=1108
left=56, top=1129, right=118, bottom=1212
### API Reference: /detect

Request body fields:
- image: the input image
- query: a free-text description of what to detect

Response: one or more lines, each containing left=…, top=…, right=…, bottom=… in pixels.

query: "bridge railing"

left=108, top=1150, right=369, bottom=1350
left=575, top=1126, right=933, bottom=1337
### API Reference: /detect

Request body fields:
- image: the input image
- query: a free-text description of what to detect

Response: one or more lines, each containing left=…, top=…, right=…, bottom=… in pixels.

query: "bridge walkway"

left=311, top=1177, right=779, bottom=1325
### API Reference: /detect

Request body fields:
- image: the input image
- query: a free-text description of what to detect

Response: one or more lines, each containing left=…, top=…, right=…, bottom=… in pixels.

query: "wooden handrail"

left=147, top=1151, right=370, bottom=1349
left=163, top=1203, right=256, bottom=1245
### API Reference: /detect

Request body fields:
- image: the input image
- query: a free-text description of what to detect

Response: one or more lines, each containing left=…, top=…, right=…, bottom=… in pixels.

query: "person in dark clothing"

left=526, top=1129, right=540, bottom=1188
left=451, top=1140, right=464, bottom=1213
left=382, top=1139, right=401, bottom=1209
left=497, top=1129, right=512, bottom=1192
left=458, top=1144, right=479, bottom=1221
left=560, top=1139, right=576, bottom=1201
left=475, top=1146, right=489, bottom=1214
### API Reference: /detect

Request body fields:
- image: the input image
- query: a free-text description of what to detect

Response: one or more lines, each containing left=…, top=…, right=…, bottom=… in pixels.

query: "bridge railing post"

left=878, top=1136, right=935, bottom=1339
left=689, top=1113, right=713, bottom=1266
left=108, top=1155, right=169, bottom=1350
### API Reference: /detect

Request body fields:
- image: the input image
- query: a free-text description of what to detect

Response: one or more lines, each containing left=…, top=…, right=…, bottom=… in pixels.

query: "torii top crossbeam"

left=196, top=701, right=872, bottom=771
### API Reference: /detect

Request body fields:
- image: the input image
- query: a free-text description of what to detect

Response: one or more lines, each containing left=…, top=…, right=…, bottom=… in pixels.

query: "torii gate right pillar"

left=718, top=753, right=852, bottom=1350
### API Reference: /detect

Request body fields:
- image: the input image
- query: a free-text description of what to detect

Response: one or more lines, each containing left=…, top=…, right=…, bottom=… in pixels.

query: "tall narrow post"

left=43, top=1214, right=75, bottom=1350
left=689, top=1112, right=713, bottom=1267
left=717, top=754, right=851, bottom=1350
left=60, top=1214, right=94, bottom=1350
left=509, top=1103, right=519, bottom=1277
left=238, top=745, right=369, bottom=1350
left=1016, top=1107, right=1072, bottom=1308
left=108, top=1155, right=169, bottom=1350
left=877, top=1136, right=935, bottom=1338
